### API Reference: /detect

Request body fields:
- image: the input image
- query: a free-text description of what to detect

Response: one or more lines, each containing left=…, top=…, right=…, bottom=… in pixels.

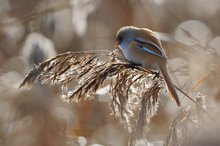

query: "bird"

left=114, top=26, right=181, bottom=106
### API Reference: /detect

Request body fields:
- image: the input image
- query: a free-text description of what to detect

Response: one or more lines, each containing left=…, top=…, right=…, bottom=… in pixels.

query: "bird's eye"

left=118, top=36, right=123, bottom=43
left=116, top=33, right=123, bottom=44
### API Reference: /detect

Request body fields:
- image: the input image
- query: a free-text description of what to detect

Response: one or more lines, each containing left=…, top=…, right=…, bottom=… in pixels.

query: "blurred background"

left=1, top=0, right=220, bottom=145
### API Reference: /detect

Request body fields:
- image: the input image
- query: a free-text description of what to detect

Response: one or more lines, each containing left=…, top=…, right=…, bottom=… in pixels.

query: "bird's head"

left=114, top=26, right=138, bottom=49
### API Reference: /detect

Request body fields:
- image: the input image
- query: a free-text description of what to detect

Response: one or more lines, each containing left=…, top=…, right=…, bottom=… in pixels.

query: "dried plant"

left=20, top=49, right=165, bottom=145
left=164, top=94, right=207, bottom=146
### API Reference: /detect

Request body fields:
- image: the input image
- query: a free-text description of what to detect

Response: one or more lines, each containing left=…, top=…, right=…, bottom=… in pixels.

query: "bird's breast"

left=119, top=41, right=142, bottom=65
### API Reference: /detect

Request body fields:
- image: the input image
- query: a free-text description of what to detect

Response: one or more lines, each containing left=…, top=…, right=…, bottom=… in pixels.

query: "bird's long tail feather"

left=158, top=65, right=181, bottom=106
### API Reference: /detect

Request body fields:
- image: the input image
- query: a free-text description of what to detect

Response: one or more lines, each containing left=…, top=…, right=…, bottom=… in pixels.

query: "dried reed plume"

left=20, top=49, right=164, bottom=145
left=165, top=94, right=207, bottom=146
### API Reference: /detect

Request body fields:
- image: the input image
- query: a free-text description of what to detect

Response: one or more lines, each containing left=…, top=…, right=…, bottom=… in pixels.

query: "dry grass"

left=19, top=49, right=164, bottom=145
left=164, top=94, right=220, bottom=146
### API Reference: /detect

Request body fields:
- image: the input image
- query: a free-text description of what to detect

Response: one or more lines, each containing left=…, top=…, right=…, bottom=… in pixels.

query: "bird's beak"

left=114, top=41, right=119, bottom=48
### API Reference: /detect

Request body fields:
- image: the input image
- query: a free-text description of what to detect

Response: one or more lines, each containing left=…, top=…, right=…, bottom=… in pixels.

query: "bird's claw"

left=152, top=71, right=160, bottom=79
left=128, top=62, right=137, bottom=69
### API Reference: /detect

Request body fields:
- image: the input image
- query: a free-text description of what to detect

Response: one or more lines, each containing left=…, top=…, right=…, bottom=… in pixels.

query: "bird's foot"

left=152, top=71, right=160, bottom=79
left=128, top=62, right=137, bottom=69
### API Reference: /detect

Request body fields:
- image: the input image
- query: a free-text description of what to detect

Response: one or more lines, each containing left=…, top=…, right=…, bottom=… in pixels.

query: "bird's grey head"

left=115, top=26, right=138, bottom=45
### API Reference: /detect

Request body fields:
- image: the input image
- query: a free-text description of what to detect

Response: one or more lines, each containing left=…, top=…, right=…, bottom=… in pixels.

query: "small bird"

left=115, top=26, right=181, bottom=106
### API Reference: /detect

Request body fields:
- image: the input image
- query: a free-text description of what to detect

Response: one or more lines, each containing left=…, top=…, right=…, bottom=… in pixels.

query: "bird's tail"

left=158, top=65, right=181, bottom=106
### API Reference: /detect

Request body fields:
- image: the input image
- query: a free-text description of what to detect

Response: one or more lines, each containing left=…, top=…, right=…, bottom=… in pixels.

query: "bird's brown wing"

left=134, top=37, right=167, bottom=60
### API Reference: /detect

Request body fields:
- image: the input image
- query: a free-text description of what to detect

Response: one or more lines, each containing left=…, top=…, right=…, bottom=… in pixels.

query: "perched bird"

left=115, top=26, right=181, bottom=106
